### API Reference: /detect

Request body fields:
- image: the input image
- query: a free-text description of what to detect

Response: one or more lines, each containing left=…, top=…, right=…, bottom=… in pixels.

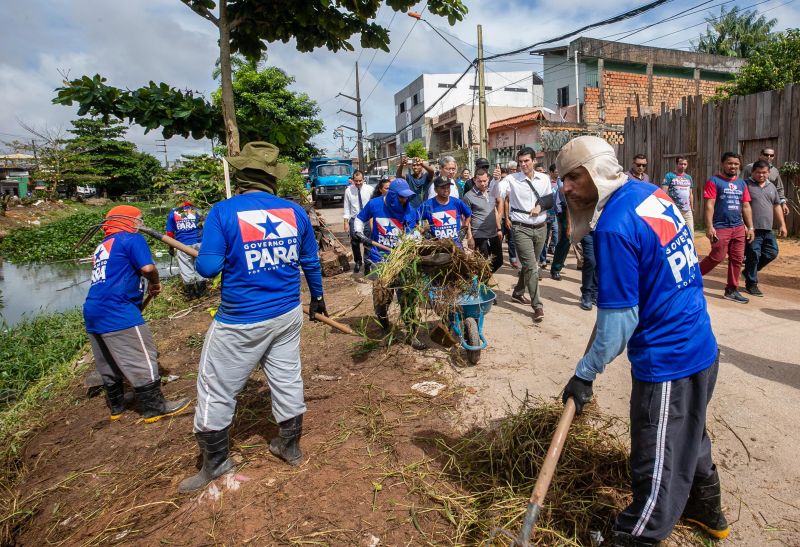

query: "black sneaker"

left=723, top=288, right=749, bottom=304
left=744, top=284, right=763, bottom=297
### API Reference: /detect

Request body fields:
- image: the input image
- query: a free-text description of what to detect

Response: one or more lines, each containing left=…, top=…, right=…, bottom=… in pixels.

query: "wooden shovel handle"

left=302, top=305, right=356, bottom=336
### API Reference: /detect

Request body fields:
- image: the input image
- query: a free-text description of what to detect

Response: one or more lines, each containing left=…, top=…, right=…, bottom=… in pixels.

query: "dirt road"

left=6, top=205, right=797, bottom=546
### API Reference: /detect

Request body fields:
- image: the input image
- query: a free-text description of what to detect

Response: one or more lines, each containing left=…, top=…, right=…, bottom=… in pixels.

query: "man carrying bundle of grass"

left=83, top=205, right=190, bottom=423
left=353, top=179, right=427, bottom=350
left=558, top=136, right=728, bottom=546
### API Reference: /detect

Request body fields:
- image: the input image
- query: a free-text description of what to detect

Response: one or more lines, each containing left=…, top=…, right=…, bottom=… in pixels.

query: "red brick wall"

left=587, top=70, right=726, bottom=126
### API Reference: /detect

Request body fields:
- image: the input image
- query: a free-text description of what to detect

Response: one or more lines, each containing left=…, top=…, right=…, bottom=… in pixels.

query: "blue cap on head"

left=389, top=179, right=416, bottom=198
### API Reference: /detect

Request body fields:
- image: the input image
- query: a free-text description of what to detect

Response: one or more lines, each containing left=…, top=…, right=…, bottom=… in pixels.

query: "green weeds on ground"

left=0, top=203, right=169, bottom=264
left=0, top=310, right=87, bottom=408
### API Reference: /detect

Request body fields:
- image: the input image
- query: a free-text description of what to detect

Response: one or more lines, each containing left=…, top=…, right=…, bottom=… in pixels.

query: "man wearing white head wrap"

left=557, top=137, right=729, bottom=545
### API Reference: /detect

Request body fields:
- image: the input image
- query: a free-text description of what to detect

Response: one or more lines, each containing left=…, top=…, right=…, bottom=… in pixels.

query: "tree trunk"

left=218, top=0, right=241, bottom=156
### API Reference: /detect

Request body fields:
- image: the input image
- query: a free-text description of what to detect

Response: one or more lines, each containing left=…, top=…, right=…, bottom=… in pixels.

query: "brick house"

left=487, top=110, right=585, bottom=166
left=538, top=37, right=746, bottom=128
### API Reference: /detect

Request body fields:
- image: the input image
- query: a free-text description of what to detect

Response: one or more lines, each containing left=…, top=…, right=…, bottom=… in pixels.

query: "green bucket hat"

left=226, top=142, right=289, bottom=180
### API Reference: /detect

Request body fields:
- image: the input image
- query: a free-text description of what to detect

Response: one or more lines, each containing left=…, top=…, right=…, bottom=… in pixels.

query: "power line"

left=363, top=5, right=428, bottom=105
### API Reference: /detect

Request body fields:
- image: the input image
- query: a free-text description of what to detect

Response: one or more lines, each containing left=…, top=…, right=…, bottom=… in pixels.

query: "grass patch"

left=0, top=277, right=201, bottom=543
left=0, top=310, right=87, bottom=409
left=0, top=202, right=169, bottom=264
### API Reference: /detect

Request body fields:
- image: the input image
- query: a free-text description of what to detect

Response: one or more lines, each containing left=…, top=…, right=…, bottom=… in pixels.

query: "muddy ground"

left=5, top=207, right=800, bottom=546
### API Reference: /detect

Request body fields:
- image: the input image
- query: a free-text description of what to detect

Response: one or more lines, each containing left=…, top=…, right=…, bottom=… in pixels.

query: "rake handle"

left=139, top=226, right=200, bottom=257
left=140, top=226, right=356, bottom=336
left=517, top=397, right=577, bottom=546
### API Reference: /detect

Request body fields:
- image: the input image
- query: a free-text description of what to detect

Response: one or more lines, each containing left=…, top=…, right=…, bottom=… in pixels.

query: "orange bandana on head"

left=103, top=205, right=143, bottom=236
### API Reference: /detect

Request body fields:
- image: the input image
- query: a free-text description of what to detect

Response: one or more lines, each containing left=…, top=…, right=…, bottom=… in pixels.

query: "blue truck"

left=307, top=157, right=352, bottom=207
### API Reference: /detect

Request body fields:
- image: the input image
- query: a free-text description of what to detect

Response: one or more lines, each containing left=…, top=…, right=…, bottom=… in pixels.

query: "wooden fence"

left=620, top=84, right=800, bottom=235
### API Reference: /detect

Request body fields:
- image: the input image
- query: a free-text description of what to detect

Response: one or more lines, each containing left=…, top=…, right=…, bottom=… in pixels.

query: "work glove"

left=309, top=296, right=328, bottom=322
left=562, top=375, right=593, bottom=415
left=168, top=247, right=176, bottom=257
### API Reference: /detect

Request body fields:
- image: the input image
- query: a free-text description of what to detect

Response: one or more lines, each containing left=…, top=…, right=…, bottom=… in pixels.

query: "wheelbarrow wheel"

left=464, top=317, right=481, bottom=365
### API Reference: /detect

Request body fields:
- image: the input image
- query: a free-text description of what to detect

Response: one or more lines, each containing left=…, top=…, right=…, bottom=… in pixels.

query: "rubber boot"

left=375, top=304, right=390, bottom=334
left=269, top=415, right=303, bottom=466
left=682, top=466, right=730, bottom=540
left=612, top=531, right=660, bottom=546
left=178, top=427, right=235, bottom=493
left=197, top=280, right=208, bottom=297
left=134, top=381, right=191, bottom=423
left=104, top=381, right=125, bottom=421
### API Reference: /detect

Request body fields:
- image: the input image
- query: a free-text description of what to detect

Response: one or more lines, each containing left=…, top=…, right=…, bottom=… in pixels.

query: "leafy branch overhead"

left=54, top=0, right=467, bottom=156
left=182, top=0, right=467, bottom=56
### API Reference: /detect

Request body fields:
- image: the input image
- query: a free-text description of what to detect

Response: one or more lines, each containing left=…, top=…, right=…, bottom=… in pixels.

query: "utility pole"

left=337, top=62, right=364, bottom=169
left=156, top=139, right=168, bottom=168
left=477, top=25, right=488, bottom=159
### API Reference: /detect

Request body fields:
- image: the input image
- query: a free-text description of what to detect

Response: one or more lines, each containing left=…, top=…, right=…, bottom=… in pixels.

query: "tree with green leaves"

left=62, top=118, right=163, bottom=197
left=53, top=0, right=467, bottom=156
left=715, top=29, right=800, bottom=99
left=694, top=6, right=777, bottom=58
left=212, top=58, right=323, bottom=161
left=403, top=139, right=428, bottom=160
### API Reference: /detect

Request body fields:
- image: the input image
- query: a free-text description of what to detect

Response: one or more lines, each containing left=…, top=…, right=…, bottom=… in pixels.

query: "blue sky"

left=1, top=0, right=798, bottom=160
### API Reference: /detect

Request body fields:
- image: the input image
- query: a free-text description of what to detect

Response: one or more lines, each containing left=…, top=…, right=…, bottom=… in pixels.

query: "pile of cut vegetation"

left=396, top=398, right=633, bottom=546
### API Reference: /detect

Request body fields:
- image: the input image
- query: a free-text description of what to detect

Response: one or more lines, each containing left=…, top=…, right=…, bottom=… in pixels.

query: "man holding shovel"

left=83, top=205, right=190, bottom=423
left=179, top=142, right=325, bottom=493
left=557, top=137, right=728, bottom=546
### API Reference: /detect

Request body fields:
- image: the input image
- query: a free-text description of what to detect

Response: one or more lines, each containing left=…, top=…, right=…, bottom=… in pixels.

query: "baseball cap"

left=389, top=179, right=416, bottom=198
left=433, top=176, right=451, bottom=188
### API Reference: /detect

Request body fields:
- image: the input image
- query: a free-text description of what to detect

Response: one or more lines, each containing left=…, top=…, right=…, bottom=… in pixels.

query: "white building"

left=393, top=70, right=544, bottom=155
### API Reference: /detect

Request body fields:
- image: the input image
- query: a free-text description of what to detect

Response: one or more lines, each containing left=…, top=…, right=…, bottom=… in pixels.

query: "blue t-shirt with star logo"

left=83, top=231, right=154, bottom=334
left=416, top=197, right=472, bottom=246
left=594, top=180, right=717, bottom=382
left=165, top=205, right=204, bottom=244
left=196, top=192, right=322, bottom=324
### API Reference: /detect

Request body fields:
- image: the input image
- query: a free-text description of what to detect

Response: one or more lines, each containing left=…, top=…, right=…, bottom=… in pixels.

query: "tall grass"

left=0, top=310, right=87, bottom=407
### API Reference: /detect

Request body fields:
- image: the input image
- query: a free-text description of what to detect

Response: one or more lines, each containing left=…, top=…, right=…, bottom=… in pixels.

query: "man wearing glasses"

left=628, top=154, right=651, bottom=183
left=742, top=148, right=790, bottom=217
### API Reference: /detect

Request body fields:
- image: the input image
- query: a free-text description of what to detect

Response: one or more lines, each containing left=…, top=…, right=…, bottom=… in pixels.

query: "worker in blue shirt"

left=165, top=199, right=206, bottom=298
left=558, top=137, right=728, bottom=546
left=179, top=143, right=325, bottom=493
left=84, top=205, right=190, bottom=423
left=417, top=176, right=472, bottom=246
left=354, top=179, right=427, bottom=349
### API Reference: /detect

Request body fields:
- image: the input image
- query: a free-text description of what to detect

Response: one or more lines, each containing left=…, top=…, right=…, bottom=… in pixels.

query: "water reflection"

left=0, top=257, right=177, bottom=327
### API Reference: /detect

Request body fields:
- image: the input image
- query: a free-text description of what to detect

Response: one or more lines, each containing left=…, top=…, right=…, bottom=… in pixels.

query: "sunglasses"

left=763, top=153, right=775, bottom=157
left=635, top=163, right=647, bottom=167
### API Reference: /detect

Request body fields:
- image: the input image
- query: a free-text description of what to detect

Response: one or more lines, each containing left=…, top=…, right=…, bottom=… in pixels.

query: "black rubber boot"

left=375, top=305, right=390, bottom=334
left=104, top=381, right=125, bottom=421
left=612, top=530, right=660, bottom=546
left=269, top=415, right=303, bottom=466
left=682, top=466, right=730, bottom=540
left=197, top=280, right=208, bottom=298
left=178, top=427, right=235, bottom=493
left=134, top=381, right=191, bottom=424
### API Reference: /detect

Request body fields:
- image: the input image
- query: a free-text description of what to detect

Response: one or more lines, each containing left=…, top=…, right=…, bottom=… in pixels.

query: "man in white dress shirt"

left=342, top=170, right=375, bottom=274
left=499, top=148, right=554, bottom=323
